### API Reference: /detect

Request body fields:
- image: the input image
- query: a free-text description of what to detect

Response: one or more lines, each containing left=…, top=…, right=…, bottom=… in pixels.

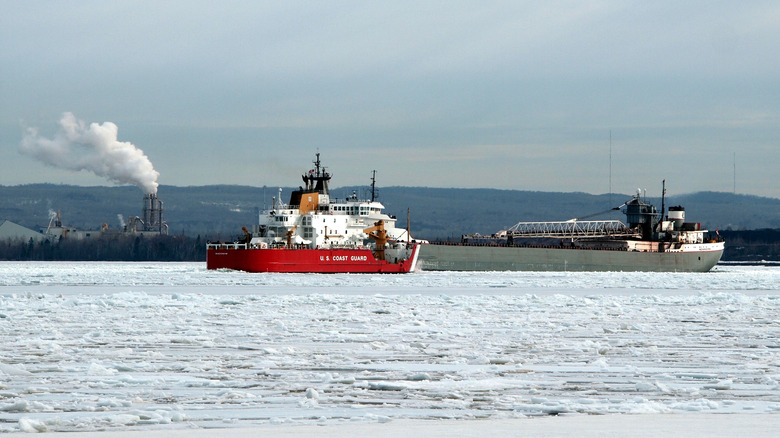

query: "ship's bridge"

left=328, top=200, right=385, bottom=217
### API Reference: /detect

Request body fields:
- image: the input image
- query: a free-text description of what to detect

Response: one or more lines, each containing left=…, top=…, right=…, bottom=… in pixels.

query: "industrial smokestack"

left=142, top=193, right=167, bottom=234
left=20, top=112, right=159, bottom=194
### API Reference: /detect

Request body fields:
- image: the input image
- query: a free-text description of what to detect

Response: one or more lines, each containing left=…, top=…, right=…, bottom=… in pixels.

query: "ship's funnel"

left=668, top=206, right=685, bottom=230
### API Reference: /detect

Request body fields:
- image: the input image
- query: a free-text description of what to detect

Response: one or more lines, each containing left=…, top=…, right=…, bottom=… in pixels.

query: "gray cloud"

left=2, top=1, right=779, bottom=198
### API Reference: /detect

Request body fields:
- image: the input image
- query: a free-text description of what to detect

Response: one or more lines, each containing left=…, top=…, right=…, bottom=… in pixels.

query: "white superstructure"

left=246, top=154, right=415, bottom=251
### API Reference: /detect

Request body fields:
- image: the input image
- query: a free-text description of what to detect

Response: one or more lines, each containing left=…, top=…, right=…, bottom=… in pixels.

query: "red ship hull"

left=207, top=245, right=418, bottom=273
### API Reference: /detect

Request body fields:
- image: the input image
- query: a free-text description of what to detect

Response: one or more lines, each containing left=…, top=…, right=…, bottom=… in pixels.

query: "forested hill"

left=375, top=188, right=780, bottom=239
left=2, top=184, right=779, bottom=240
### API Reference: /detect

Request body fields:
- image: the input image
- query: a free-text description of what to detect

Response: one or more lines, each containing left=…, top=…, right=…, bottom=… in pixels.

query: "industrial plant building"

left=0, top=220, right=46, bottom=242
left=1, top=192, right=168, bottom=242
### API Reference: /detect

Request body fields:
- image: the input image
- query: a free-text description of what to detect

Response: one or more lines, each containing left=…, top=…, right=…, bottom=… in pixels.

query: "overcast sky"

left=2, top=1, right=779, bottom=199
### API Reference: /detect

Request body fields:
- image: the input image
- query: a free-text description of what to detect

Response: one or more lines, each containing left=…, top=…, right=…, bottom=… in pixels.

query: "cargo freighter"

left=206, top=154, right=418, bottom=273
left=418, top=184, right=725, bottom=272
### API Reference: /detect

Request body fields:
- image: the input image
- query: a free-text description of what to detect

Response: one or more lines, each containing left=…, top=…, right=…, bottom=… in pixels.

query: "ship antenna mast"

left=407, top=208, right=411, bottom=243
left=660, top=179, right=666, bottom=221
left=370, top=170, right=377, bottom=202
left=655, top=179, right=666, bottom=233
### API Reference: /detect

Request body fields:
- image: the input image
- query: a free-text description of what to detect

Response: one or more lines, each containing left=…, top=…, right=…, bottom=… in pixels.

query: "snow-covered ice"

left=0, top=262, right=778, bottom=434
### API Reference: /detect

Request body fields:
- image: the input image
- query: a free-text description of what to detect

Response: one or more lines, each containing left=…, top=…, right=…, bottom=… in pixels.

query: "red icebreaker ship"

left=207, top=154, right=419, bottom=273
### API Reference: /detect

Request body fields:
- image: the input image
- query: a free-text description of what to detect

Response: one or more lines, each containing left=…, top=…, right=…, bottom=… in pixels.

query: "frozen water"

left=0, top=262, right=778, bottom=433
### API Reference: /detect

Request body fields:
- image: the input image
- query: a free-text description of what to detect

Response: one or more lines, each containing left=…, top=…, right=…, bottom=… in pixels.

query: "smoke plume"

left=20, top=112, right=159, bottom=194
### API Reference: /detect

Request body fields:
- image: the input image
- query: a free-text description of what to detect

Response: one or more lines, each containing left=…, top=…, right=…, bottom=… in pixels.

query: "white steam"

left=20, top=112, right=159, bottom=194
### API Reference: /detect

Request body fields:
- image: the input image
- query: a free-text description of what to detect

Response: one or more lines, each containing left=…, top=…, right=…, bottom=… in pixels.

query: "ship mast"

left=302, top=152, right=331, bottom=195
left=655, top=179, right=666, bottom=234
left=660, top=179, right=666, bottom=223
left=370, top=170, right=377, bottom=202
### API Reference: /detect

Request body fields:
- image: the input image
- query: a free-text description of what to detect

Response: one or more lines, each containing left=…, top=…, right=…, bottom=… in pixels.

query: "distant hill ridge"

left=1, top=184, right=779, bottom=239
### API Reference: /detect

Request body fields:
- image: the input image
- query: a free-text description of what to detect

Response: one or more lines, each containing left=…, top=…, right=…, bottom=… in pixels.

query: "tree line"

left=720, top=229, right=780, bottom=261
left=0, top=234, right=206, bottom=261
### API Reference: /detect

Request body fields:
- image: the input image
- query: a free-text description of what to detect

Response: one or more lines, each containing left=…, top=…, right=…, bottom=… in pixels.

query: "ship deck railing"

left=428, top=241, right=636, bottom=252
left=207, top=242, right=248, bottom=250
left=506, top=220, right=635, bottom=238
